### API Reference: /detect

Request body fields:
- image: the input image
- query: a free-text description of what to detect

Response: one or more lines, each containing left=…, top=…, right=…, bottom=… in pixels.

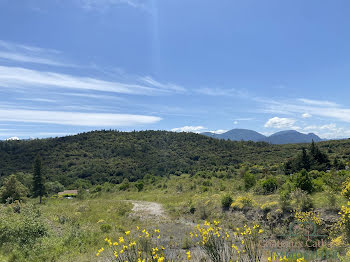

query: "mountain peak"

left=201, top=129, right=323, bottom=144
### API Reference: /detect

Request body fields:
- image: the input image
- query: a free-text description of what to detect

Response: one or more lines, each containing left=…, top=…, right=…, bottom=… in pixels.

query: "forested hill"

left=0, top=130, right=348, bottom=186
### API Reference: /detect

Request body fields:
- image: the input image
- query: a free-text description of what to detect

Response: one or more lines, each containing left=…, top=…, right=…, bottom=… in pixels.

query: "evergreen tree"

left=300, top=148, right=310, bottom=171
left=33, top=154, right=45, bottom=203
left=310, top=140, right=317, bottom=156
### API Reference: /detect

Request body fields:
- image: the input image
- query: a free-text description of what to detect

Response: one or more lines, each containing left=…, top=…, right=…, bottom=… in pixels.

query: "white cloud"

left=0, top=51, right=73, bottom=67
left=171, top=126, right=206, bottom=133
left=298, top=98, right=339, bottom=107
left=58, top=92, right=126, bottom=101
left=302, top=123, right=350, bottom=139
left=17, top=98, right=57, bottom=103
left=0, top=40, right=60, bottom=54
left=78, top=0, right=149, bottom=11
left=0, top=109, right=161, bottom=127
left=302, top=113, right=312, bottom=118
left=208, top=129, right=228, bottom=134
left=235, top=118, right=254, bottom=121
left=6, top=136, right=20, bottom=141
left=234, top=121, right=238, bottom=124
left=0, top=40, right=73, bottom=67
left=0, top=66, right=180, bottom=95
left=304, top=123, right=337, bottom=131
left=140, top=76, right=186, bottom=93
left=264, top=117, right=298, bottom=129
left=265, top=101, right=350, bottom=123
left=195, top=87, right=248, bottom=97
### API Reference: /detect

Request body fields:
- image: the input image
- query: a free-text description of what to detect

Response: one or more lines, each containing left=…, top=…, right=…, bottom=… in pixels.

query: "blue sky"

left=1, top=0, right=350, bottom=140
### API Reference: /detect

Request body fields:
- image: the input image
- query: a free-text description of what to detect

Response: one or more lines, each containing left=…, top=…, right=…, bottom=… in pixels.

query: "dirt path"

left=127, top=200, right=168, bottom=221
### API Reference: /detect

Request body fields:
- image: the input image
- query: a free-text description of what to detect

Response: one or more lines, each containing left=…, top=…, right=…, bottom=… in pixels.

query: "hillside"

left=0, top=130, right=348, bottom=187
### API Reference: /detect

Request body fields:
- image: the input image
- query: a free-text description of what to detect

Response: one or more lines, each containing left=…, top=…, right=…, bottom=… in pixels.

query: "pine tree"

left=33, top=154, right=45, bottom=203
left=300, top=148, right=310, bottom=171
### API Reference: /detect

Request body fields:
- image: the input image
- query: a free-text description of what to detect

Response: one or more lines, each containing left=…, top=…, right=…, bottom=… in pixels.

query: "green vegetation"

left=0, top=175, right=28, bottom=203
left=1, top=130, right=350, bottom=261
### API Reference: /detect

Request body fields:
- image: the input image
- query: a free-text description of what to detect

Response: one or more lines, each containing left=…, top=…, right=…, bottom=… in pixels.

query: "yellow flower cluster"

left=294, top=210, right=322, bottom=226
left=231, top=195, right=256, bottom=210
left=267, top=254, right=305, bottom=262
left=341, top=178, right=350, bottom=200
left=190, top=220, right=263, bottom=261
left=338, top=202, right=350, bottom=227
left=97, top=226, right=166, bottom=261
left=334, top=201, right=350, bottom=244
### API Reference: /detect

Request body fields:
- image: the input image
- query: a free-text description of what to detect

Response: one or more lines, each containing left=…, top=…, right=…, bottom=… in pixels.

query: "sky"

left=1, top=0, right=350, bottom=140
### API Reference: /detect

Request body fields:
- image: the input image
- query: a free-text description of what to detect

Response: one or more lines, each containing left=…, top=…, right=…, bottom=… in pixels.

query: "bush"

left=342, top=178, right=350, bottom=200
left=260, top=201, right=279, bottom=212
left=243, top=172, right=256, bottom=191
left=221, top=194, right=233, bottom=210
left=262, top=177, right=278, bottom=194
left=279, top=190, right=291, bottom=211
left=100, top=224, right=112, bottom=233
left=313, top=177, right=325, bottom=192
left=135, top=182, right=144, bottom=192
left=294, top=169, right=314, bottom=193
left=231, top=195, right=256, bottom=210
left=290, top=188, right=313, bottom=211
left=0, top=205, right=48, bottom=247
left=255, top=177, right=278, bottom=195
left=0, top=175, right=28, bottom=203
left=45, top=181, right=64, bottom=196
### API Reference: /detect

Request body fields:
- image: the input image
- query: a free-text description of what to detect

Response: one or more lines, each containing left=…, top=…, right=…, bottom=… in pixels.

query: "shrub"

left=190, top=220, right=263, bottom=262
left=342, top=178, right=350, bottom=200
left=243, top=172, right=256, bottom=191
left=231, top=195, right=256, bottom=210
left=262, top=177, right=278, bottom=194
left=279, top=190, right=291, bottom=211
left=256, top=177, right=278, bottom=195
left=0, top=175, right=28, bottom=203
left=0, top=205, right=48, bottom=247
left=45, top=181, right=64, bottom=195
left=97, top=227, right=168, bottom=261
left=294, top=169, right=314, bottom=193
left=135, top=181, right=144, bottom=192
left=313, top=177, right=325, bottom=192
left=290, top=188, right=313, bottom=211
left=260, top=201, right=279, bottom=212
left=333, top=202, right=350, bottom=244
left=221, top=194, right=233, bottom=210
left=100, top=224, right=112, bottom=233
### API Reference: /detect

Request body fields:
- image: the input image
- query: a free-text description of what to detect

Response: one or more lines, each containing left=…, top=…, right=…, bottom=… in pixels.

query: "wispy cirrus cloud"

left=0, top=40, right=75, bottom=67
left=77, top=0, right=150, bottom=11
left=0, top=108, right=161, bottom=127
left=140, top=76, right=186, bottom=93
left=298, top=98, right=340, bottom=107
left=0, top=66, right=183, bottom=95
left=195, top=87, right=248, bottom=97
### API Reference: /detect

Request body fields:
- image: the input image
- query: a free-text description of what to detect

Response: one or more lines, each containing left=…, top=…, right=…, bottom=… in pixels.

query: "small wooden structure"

left=58, top=190, right=78, bottom=197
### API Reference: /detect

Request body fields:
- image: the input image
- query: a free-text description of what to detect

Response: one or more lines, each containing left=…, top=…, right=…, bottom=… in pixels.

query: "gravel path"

left=127, top=200, right=169, bottom=221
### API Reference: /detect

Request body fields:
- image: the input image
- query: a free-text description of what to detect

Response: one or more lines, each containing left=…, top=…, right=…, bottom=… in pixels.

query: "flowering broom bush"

left=96, top=227, right=169, bottom=262
left=189, top=220, right=263, bottom=262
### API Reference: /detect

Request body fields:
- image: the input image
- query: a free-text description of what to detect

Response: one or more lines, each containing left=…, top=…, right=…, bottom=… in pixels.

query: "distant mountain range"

left=201, top=129, right=323, bottom=144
